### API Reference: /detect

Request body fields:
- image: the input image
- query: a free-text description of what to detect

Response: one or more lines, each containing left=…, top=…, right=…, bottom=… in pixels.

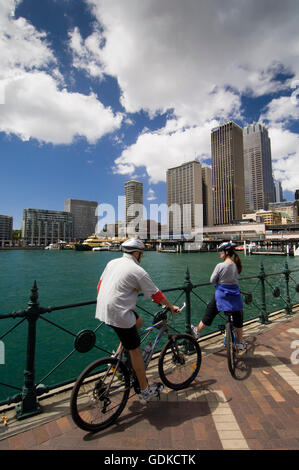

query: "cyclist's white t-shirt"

left=95, top=253, right=160, bottom=329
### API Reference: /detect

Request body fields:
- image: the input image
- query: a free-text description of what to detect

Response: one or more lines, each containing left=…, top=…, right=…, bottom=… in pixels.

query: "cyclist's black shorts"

left=110, top=312, right=141, bottom=350
left=202, top=294, right=243, bottom=329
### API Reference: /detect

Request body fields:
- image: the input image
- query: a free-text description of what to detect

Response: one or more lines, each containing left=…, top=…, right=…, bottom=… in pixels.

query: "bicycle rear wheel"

left=158, top=334, right=201, bottom=390
left=226, top=322, right=236, bottom=377
left=70, top=357, right=130, bottom=433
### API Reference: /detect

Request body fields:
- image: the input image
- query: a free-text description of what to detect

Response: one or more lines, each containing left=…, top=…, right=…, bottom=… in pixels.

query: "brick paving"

left=0, top=308, right=298, bottom=451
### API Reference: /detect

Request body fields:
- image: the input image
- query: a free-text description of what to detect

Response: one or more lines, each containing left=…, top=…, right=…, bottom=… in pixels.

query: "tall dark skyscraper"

left=211, top=121, right=245, bottom=225
left=243, top=123, right=275, bottom=212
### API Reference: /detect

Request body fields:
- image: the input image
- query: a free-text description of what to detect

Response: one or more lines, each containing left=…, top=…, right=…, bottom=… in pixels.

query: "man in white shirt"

left=95, top=238, right=180, bottom=403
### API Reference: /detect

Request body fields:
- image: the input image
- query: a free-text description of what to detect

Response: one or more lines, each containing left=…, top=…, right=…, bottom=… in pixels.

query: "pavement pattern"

left=0, top=308, right=298, bottom=451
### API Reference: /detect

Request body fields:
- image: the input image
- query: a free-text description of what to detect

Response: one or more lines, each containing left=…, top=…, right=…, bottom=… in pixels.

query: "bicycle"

left=70, top=303, right=202, bottom=433
left=219, top=312, right=246, bottom=379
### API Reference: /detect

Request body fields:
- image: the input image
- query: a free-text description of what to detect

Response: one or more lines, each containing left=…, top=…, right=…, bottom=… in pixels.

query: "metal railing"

left=0, top=262, right=298, bottom=421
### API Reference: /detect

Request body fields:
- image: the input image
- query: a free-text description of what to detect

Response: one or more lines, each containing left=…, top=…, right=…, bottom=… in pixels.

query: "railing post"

left=259, top=263, right=269, bottom=324
left=15, top=281, right=42, bottom=420
left=184, top=268, right=193, bottom=335
left=284, top=261, right=292, bottom=315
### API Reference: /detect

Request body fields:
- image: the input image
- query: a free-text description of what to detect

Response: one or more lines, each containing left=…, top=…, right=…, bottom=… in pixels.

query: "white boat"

left=294, top=247, right=299, bottom=256
left=92, top=245, right=110, bottom=251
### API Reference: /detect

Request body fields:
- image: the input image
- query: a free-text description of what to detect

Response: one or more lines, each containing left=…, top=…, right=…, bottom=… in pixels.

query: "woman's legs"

left=193, top=295, right=218, bottom=337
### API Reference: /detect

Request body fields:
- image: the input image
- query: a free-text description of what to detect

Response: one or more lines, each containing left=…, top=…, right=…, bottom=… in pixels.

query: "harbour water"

left=0, top=250, right=298, bottom=403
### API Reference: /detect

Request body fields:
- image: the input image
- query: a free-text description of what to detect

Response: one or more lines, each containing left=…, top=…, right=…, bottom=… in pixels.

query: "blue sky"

left=0, top=0, right=298, bottom=229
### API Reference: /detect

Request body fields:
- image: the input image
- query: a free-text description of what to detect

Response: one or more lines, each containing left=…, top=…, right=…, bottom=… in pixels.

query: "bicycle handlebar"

left=153, top=302, right=186, bottom=324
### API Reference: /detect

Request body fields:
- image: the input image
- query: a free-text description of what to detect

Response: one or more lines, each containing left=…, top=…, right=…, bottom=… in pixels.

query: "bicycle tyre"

left=225, top=322, right=236, bottom=377
left=70, top=357, right=130, bottom=433
left=158, top=333, right=201, bottom=390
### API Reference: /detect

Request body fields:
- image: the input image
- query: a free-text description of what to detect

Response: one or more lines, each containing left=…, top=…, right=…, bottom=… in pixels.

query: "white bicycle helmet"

left=218, top=241, right=236, bottom=254
left=121, top=238, right=145, bottom=253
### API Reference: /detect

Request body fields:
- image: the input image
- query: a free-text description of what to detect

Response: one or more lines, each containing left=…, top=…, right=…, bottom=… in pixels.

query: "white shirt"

left=95, top=253, right=159, bottom=328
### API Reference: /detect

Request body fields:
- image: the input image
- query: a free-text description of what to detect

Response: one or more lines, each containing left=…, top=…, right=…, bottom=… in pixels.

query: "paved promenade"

left=0, top=308, right=298, bottom=451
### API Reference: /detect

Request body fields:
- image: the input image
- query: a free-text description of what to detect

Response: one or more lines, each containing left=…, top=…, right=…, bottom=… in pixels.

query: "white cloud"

left=79, top=0, right=299, bottom=190
left=268, top=127, right=299, bottom=192
left=0, top=0, right=122, bottom=144
left=147, top=188, right=157, bottom=201
left=85, top=0, right=299, bottom=121
left=114, top=120, right=216, bottom=183
left=69, top=27, right=105, bottom=79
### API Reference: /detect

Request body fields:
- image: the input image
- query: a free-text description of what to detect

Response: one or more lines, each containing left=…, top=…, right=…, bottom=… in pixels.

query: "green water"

left=0, top=250, right=298, bottom=403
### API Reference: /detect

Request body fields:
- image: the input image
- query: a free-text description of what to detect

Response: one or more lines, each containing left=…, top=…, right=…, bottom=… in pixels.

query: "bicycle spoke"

left=70, top=358, right=130, bottom=432
left=159, top=334, right=201, bottom=390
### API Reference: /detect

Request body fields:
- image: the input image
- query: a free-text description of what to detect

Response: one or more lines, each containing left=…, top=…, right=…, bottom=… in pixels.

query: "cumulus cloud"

left=267, top=127, right=299, bottom=192
left=1, top=72, right=122, bottom=144
left=0, top=0, right=122, bottom=144
left=113, top=120, right=215, bottom=183
left=85, top=0, right=299, bottom=119
left=77, top=0, right=299, bottom=190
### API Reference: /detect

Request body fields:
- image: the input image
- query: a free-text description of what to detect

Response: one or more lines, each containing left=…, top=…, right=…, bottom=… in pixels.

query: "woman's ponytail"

left=233, top=253, right=242, bottom=274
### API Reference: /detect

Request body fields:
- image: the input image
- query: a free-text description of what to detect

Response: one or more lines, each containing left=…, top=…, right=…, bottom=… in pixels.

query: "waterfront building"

left=201, top=166, right=213, bottom=227
left=64, top=199, right=98, bottom=241
left=268, top=201, right=299, bottom=223
left=124, top=180, right=143, bottom=234
left=22, top=209, right=73, bottom=246
left=243, top=123, right=275, bottom=211
left=255, top=210, right=282, bottom=225
left=0, top=215, right=13, bottom=240
left=274, top=180, right=284, bottom=203
left=166, top=161, right=203, bottom=236
left=203, top=222, right=266, bottom=242
left=212, top=121, right=245, bottom=225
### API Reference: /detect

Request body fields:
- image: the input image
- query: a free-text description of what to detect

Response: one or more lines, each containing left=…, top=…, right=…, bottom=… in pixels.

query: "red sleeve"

left=97, top=280, right=102, bottom=293
left=152, top=289, right=165, bottom=304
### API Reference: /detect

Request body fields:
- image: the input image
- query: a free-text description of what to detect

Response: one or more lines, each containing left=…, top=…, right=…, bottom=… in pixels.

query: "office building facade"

left=22, top=209, right=73, bottom=246
left=274, top=180, right=283, bottom=203
left=243, top=123, right=275, bottom=212
left=167, top=161, right=204, bottom=236
left=0, top=215, right=13, bottom=240
left=64, top=199, right=98, bottom=240
left=212, top=121, right=245, bottom=225
left=124, top=180, right=143, bottom=232
left=201, top=166, right=213, bottom=227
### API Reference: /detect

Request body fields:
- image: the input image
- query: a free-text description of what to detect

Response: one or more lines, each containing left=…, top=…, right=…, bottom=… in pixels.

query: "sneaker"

left=139, top=382, right=164, bottom=404
left=191, top=325, right=200, bottom=339
left=236, top=340, right=247, bottom=352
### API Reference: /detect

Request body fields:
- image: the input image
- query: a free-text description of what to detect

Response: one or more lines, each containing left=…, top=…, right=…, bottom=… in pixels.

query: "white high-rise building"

left=124, top=180, right=143, bottom=235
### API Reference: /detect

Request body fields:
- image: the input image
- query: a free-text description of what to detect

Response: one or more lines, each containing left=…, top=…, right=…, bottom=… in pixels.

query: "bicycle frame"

left=114, top=303, right=186, bottom=374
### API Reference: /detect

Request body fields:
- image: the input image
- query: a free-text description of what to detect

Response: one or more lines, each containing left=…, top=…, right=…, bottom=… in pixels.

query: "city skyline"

left=0, top=0, right=298, bottom=230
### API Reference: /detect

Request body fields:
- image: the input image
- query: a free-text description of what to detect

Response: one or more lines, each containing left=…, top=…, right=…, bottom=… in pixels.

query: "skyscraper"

left=201, top=166, right=213, bottom=227
left=274, top=180, right=283, bottom=203
left=211, top=121, right=245, bottom=225
left=124, top=180, right=143, bottom=232
left=166, top=161, right=205, bottom=235
left=243, top=123, right=275, bottom=212
left=64, top=199, right=98, bottom=240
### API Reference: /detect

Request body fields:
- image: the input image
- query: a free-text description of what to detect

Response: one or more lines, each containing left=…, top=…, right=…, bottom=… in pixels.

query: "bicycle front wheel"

left=158, top=334, right=201, bottom=390
left=226, top=322, right=236, bottom=377
left=70, top=357, right=130, bottom=433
